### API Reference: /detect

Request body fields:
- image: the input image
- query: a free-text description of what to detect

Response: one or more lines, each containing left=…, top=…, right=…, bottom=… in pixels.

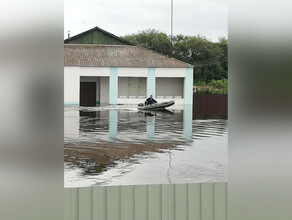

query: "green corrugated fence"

left=65, top=182, right=227, bottom=220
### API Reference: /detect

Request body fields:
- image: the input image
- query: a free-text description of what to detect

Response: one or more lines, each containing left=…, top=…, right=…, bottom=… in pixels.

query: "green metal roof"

left=64, top=26, right=134, bottom=45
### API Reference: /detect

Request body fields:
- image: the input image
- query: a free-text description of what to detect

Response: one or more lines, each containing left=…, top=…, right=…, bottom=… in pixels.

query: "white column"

left=184, top=68, right=193, bottom=105
left=147, top=68, right=156, bottom=97
left=109, top=67, right=118, bottom=104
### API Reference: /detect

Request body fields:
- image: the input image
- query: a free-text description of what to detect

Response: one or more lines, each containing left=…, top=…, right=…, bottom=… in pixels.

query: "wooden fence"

left=65, top=182, right=227, bottom=220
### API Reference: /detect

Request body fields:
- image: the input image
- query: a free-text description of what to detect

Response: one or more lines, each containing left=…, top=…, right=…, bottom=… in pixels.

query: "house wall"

left=118, top=77, right=128, bottom=97
left=100, top=77, right=109, bottom=104
left=156, top=78, right=184, bottom=97
left=119, top=77, right=146, bottom=98
left=118, top=68, right=148, bottom=77
left=64, top=68, right=80, bottom=105
left=137, top=78, right=147, bottom=96
left=79, top=67, right=110, bottom=77
left=156, top=68, right=186, bottom=77
left=64, top=67, right=193, bottom=105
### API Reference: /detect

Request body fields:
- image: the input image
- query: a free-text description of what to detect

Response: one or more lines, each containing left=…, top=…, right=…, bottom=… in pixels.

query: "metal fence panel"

left=64, top=182, right=227, bottom=220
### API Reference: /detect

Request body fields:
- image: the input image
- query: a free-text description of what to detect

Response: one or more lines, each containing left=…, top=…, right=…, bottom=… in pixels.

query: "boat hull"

left=138, top=100, right=175, bottom=110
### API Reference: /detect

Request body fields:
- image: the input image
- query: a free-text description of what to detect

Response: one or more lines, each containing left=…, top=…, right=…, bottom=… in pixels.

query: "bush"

left=195, top=78, right=228, bottom=94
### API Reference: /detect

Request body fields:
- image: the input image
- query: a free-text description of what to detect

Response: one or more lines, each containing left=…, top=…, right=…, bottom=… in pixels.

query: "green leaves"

left=123, top=30, right=228, bottom=84
left=124, top=29, right=172, bottom=56
left=195, top=79, right=228, bottom=94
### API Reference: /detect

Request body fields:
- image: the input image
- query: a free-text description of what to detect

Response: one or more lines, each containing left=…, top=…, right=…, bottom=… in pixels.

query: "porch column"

left=109, top=67, right=118, bottom=104
left=147, top=68, right=156, bottom=97
left=184, top=68, right=193, bottom=105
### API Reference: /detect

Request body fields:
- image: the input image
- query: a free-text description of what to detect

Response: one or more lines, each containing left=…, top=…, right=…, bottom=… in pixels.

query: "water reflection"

left=109, top=110, right=117, bottom=141
left=184, top=104, right=193, bottom=141
left=64, top=103, right=227, bottom=187
left=146, top=115, right=155, bottom=141
left=167, top=149, right=173, bottom=184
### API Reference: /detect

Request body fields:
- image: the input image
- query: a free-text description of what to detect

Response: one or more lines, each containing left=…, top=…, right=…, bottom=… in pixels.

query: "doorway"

left=80, top=82, right=96, bottom=106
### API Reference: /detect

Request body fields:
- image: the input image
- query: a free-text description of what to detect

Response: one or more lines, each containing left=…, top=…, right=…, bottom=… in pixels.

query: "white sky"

left=65, top=0, right=227, bottom=42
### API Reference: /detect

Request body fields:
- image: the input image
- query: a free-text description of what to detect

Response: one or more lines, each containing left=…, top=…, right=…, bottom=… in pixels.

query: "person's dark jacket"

left=145, top=97, right=157, bottom=105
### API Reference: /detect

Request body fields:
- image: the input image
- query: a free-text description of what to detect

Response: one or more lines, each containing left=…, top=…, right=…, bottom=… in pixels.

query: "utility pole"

left=171, top=0, right=173, bottom=44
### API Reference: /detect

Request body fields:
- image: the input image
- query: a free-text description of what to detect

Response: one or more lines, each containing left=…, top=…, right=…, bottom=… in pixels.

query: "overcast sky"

left=65, top=0, right=227, bottom=42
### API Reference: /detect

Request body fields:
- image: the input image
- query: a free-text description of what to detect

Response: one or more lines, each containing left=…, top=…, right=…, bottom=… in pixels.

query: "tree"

left=124, top=29, right=172, bottom=56
left=217, top=37, right=228, bottom=79
left=171, top=35, right=225, bottom=82
left=123, top=30, right=228, bottom=83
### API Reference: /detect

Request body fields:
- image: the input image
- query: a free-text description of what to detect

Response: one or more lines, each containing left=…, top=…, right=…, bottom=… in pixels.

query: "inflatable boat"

left=138, top=108, right=174, bottom=115
left=138, top=100, right=175, bottom=110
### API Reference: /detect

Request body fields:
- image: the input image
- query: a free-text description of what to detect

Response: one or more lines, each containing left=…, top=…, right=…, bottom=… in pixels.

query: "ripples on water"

left=64, top=104, right=227, bottom=187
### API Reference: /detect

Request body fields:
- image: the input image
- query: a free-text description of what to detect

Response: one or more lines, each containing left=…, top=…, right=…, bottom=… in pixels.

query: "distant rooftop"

left=64, top=44, right=193, bottom=68
left=64, top=26, right=133, bottom=46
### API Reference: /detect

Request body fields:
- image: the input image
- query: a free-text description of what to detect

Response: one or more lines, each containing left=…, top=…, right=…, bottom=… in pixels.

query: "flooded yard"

left=65, top=95, right=227, bottom=187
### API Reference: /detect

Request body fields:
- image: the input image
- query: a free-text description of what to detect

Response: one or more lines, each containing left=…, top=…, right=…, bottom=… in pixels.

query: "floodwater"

left=65, top=95, right=227, bottom=188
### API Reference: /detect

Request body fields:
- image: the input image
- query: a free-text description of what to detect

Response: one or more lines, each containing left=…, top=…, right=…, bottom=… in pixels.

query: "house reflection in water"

left=79, top=105, right=192, bottom=143
left=184, top=105, right=193, bottom=141
left=64, top=103, right=228, bottom=185
left=109, top=110, right=118, bottom=141
left=146, top=114, right=155, bottom=141
left=78, top=105, right=192, bottom=143
left=65, top=105, right=193, bottom=175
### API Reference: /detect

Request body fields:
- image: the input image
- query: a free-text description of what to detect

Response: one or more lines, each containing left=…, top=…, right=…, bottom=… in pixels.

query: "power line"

left=195, top=55, right=227, bottom=64
left=195, top=55, right=228, bottom=65
left=195, top=57, right=228, bottom=68
left=170, top=0, right=173, bottom=44
left=196, top=60, right=227, bottom=67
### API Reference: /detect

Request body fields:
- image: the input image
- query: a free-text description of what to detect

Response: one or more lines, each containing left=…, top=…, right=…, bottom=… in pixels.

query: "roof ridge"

left=65, top=44, right=130, bottom=47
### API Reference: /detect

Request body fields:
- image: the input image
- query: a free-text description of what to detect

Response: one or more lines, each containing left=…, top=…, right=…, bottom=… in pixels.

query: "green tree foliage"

left=123, top=30, right=228, bottom=84
left=195, top=79, right=228, bottom=94
left=124, top=29, right=172, bottom=56
left=209, top=78, right=228, bottom=94
left=218, top=37, right=228, bottom=79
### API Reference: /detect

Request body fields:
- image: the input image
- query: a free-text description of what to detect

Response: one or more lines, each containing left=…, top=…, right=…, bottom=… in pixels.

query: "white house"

left=64, top=28, right=194, bottom=106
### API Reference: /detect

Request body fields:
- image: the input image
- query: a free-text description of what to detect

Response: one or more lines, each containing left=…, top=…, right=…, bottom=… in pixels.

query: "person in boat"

left=145, top=95, right=157, bottom=105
